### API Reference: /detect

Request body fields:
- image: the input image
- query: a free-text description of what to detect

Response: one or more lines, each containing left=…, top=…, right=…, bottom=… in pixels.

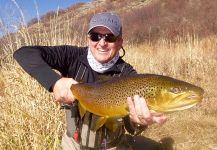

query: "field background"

left=0, top=0, right=217, bottom=149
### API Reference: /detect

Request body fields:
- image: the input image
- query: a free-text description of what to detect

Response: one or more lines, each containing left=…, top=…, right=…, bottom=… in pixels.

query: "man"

left=14, top=12, right=166, bottom=150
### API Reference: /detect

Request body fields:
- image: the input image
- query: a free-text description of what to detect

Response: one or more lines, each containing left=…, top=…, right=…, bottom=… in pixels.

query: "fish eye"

left=169, top=87, right=181, bottom=93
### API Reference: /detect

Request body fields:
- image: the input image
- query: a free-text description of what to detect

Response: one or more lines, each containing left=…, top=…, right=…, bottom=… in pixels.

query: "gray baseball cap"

left=87, top=12, right=122, bottom=36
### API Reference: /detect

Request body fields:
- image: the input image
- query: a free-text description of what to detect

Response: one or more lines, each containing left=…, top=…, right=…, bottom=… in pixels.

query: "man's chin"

left=95, top=55, right=111, bottom=64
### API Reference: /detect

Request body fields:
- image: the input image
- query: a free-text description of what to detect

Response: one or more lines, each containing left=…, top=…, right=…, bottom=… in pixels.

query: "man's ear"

left=118, top=37, right=123, bottom=47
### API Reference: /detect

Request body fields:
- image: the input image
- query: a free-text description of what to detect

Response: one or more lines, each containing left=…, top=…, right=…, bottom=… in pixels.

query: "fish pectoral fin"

left=94, top=117, right=107, bottom=131
left=78, top=103, right=86, bottom=118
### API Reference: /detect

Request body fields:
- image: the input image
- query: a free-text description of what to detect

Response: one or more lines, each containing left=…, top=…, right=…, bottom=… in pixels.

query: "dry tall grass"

left=0, top=0, right=217, bottom=149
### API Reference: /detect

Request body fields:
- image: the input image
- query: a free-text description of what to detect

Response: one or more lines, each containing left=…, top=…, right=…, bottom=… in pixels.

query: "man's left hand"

left=127, top=95, right=167, bottom=126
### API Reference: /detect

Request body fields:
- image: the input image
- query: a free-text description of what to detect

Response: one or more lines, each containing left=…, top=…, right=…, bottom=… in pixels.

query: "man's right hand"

left=52, top=77, right=78, bottom=104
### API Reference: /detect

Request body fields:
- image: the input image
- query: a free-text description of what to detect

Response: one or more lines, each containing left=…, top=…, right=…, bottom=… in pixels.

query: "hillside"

left=25, top=0, right=217, bottom=45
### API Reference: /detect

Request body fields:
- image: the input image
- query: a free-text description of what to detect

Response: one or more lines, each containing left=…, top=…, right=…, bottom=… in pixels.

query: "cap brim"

left=87, top=25, right=118, bottom=36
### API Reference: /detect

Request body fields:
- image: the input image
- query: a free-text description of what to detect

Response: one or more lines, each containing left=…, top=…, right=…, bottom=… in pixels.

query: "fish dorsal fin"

left=94, top=117, right=107, bottom=131
left=78, top=103, right=86, bottom=118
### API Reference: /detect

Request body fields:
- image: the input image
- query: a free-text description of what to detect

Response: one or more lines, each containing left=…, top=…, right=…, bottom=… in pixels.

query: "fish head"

left=147, top=76, right=204, bottom=112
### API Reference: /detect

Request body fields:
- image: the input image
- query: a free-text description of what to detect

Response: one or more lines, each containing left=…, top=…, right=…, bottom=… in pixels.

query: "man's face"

left=88, top=26, right=123, bottom=64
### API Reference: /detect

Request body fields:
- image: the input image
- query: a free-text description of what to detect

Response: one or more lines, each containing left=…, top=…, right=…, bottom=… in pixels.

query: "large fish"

left=71, top=74, right=204, bottom=131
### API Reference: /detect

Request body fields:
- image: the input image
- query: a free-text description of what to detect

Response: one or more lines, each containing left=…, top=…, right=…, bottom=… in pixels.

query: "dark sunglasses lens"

left=89, top=33, right=100, bottom=41
left=104, top=34, right=117, bottom=42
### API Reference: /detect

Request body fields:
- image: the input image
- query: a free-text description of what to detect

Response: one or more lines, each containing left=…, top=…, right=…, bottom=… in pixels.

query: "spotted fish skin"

left=71, top=74, right=204, bottom=130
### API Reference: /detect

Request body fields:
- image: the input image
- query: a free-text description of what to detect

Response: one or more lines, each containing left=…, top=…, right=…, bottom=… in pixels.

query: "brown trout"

left=71, top=74, right=204, bottom=131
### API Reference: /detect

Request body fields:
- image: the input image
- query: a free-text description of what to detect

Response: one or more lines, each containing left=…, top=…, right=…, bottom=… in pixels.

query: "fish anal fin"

left=78, top=103, right=86, bottom=118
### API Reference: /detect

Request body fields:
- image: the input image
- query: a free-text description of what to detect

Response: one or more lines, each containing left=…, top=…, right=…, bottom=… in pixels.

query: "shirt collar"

left=78, top=47, right=125, bottom=74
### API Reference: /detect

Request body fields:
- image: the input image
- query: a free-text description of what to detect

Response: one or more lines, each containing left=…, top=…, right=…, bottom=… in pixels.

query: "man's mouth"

left=97, top=48, right=110, bottom=53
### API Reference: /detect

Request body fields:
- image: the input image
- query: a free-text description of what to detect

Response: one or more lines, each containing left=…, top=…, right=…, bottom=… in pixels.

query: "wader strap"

left=64, top=63, right=87, bottom=137
left=80, top=112, right=104, bottom=147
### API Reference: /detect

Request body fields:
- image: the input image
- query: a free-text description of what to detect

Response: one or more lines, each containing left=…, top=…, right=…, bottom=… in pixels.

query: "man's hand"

left=127, top=95, right=167, bottom=126
left=52, top=77, right=78, bottom=104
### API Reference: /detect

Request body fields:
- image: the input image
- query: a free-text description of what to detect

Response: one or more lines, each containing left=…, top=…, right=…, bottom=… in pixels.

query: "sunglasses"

left=88, top=32, right=119, bottom=43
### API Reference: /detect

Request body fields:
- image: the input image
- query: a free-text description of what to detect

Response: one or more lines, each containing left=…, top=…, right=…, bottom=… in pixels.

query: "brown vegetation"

left=0, top=76, right=4, bottom=97
left=121, top=0, right=217, bottom=44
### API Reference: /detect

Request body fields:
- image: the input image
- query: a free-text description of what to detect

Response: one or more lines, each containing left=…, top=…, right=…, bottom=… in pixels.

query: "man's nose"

left=98, top=38, right=107, bottom=46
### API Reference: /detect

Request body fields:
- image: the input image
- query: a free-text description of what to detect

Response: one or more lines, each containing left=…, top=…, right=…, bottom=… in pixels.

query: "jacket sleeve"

left=13, top=45, right=82, bottom=91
